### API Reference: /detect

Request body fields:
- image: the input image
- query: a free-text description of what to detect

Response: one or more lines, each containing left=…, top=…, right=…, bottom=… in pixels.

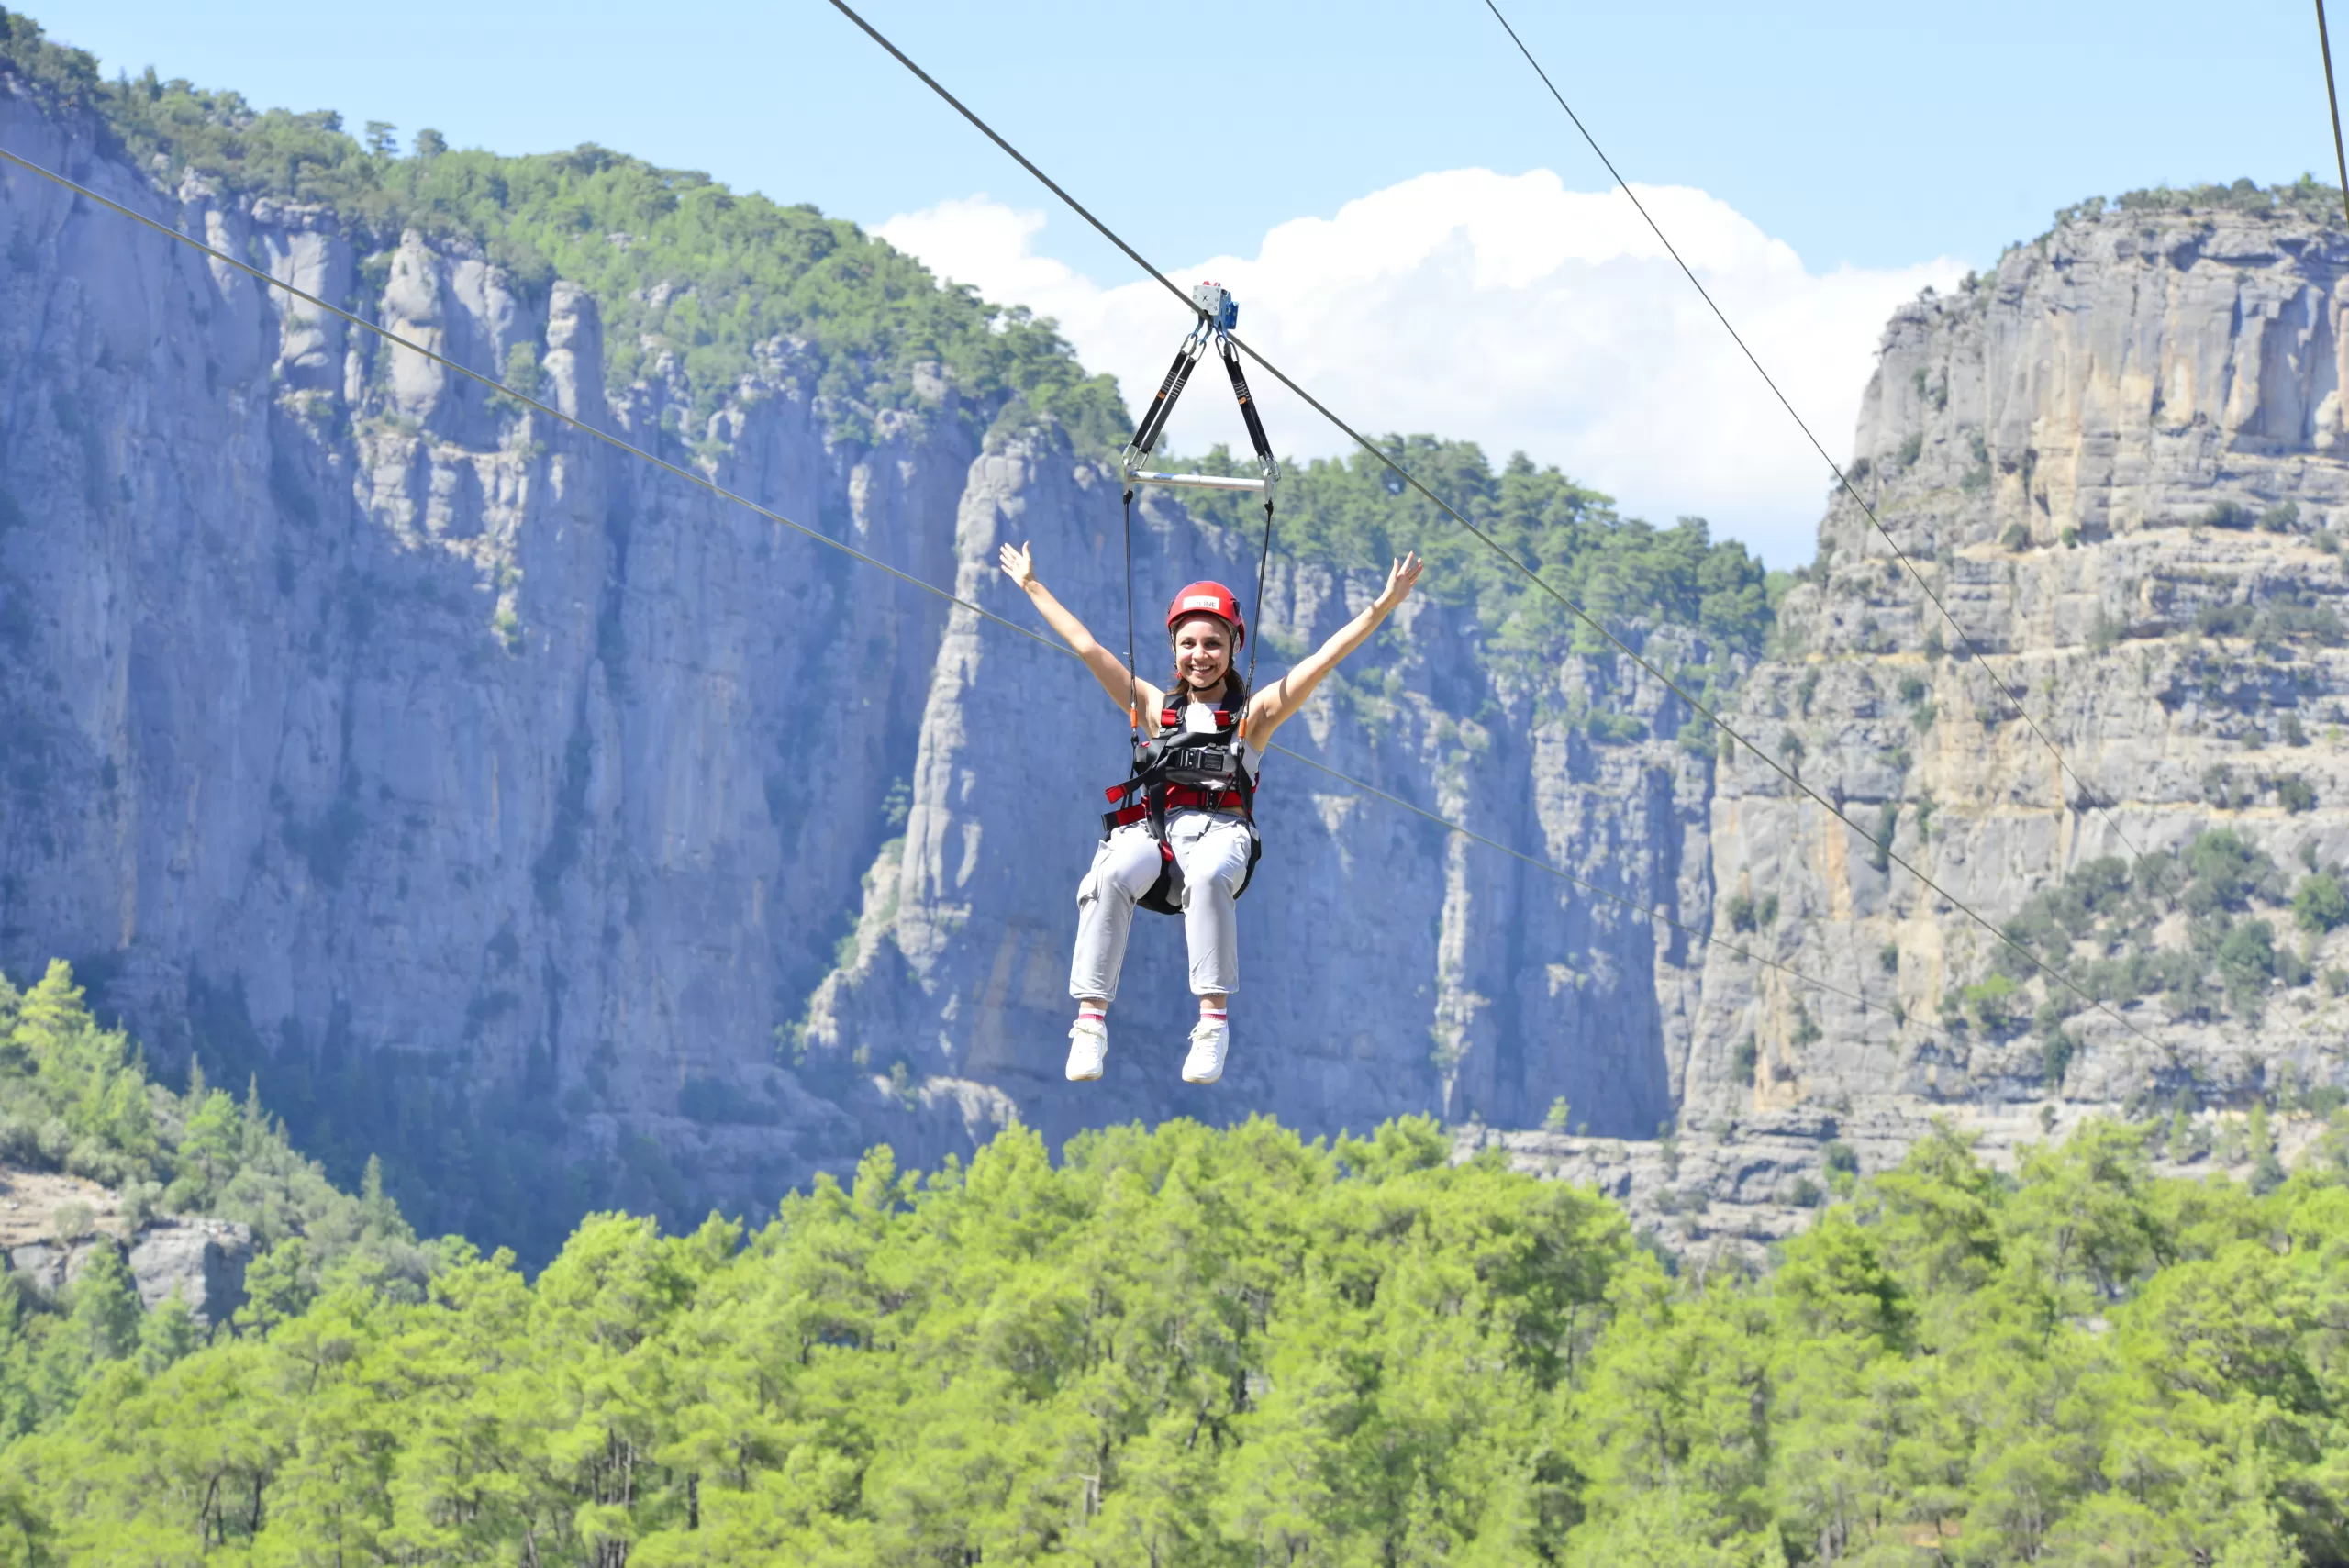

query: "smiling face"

left=1171, top=614, right=1233, bottom=692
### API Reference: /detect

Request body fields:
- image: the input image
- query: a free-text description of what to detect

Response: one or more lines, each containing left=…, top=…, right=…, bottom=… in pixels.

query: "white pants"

left=1070, top=812, right=1255, bottom=1002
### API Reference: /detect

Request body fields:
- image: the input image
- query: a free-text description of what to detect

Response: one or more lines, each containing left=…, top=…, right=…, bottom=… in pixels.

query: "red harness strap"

left=1165, top=784, right=1243, bottom=812
left=1103, top=784, right=1244, bottom=829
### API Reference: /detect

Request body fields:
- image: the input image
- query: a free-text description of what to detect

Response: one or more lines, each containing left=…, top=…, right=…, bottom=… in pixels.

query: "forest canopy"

left=1, top=1072, right=2344, bottom=1564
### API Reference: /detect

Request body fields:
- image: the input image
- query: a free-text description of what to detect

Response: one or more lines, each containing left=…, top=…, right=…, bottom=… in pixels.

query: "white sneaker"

left=1066, top=1016, right=1108, bottom=1081
left=1181, top=1015, right=1230, bottom=1084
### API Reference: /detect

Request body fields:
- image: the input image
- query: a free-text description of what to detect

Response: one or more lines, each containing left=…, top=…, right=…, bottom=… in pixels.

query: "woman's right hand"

left=1372, top=550, right=1424, bottom=615
left=1001, top=541, right=1141, bottom=711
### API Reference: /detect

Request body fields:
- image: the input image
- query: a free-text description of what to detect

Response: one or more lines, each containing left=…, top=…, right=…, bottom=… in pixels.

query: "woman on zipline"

left=998, top=541, right=1424, bottom=1085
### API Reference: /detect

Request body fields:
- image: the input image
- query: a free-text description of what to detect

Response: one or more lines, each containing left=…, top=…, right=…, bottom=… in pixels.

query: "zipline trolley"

left=1120, top=283, right=1281, bottom=499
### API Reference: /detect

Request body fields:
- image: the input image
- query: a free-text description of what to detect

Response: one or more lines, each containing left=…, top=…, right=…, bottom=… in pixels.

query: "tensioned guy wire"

left=827, top=0, right=2168, bottom=1050
left=1478, top=0, right=2150, bottom=868
left=0, top=142, right=1866, bottom=1015
left=1269, top=749, right=1878, bottom=1008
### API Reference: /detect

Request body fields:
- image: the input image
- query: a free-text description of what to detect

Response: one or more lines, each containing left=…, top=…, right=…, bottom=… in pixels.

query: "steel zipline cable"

left=824, top=0, right=2167, bottom=1051
left=0, top=142, right=1872, bottom=1017
left=2319, top=0, right=2349, bottom=227
left=1477, top=0, right=2150, bottom=868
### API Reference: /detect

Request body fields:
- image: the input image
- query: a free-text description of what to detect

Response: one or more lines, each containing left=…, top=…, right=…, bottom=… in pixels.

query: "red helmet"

left=1166, top=581, right=1245, bottom=649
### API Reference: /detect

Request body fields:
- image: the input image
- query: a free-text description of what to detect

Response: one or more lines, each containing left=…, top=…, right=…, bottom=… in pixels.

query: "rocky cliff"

left=0, top=77, right=983, bottom=1249
left=1442, top=188, right=2349, bottom=1261
left=0, top=1165, right=250, bottom=1325
left=8, top=29, right=2346, bottom=1257
left=1684, top=184, right=2349, bottom=1137
left=0, top=55, right=1740, bottom=1252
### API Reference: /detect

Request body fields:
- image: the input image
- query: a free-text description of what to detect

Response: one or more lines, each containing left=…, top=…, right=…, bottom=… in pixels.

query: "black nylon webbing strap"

left=1126, top=345, right=1186, bottom=454
left=1244, top=498, right=1273, bottom=694
left=1120, top=485, right=1141, bottom=741
left=1129, top=332, right=1205, bottom=458
left=1218, top=338, right=1276, bottom=473
left=1219, top=339, right=1279, bottom=695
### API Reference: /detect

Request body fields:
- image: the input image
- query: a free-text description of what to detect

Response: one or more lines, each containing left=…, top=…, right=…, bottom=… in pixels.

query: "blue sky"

left=24, top=0, right=2341, bottom=562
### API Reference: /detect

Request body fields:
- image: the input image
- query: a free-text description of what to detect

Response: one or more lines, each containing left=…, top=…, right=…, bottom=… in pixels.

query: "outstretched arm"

left=1245, top=552, right=1423, bottom=744
left=999, top=541, right=1163, bottom=721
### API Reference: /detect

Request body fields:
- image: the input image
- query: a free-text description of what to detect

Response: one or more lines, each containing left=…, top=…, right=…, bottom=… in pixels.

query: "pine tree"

left=64, top=1245, right=139, bottom=1365
left=233, top=1240, right=316, bottom=1336
left=136, top=1287, right=203, bottom=1373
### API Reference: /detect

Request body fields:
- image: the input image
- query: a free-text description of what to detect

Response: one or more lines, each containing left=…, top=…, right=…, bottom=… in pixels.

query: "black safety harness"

left=1108, top=284, right=1280, bottom=917
left=1101, top=699, right=1263, bottom=916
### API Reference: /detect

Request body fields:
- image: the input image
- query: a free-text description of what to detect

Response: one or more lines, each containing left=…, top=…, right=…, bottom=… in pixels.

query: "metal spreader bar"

left=1127, top=471, right=1268, bottom=494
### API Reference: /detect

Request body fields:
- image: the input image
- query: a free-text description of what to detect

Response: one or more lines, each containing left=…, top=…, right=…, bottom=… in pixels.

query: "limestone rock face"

left=8, top=1217, right=252, bottom=1327
left=0, top=82, right=1720, bottom=1238
left=1687, top=195, right=2349, bottom=1135
left=1459, top=1097, right=2337, bottom=1272
left=126, top=1218, right=253, bottom=1324
left=0, top=88, right=964, bottom=1234
left=13, top=66, right=2343, bottom=1251
left=800, top=453, right=1722, bottom=1153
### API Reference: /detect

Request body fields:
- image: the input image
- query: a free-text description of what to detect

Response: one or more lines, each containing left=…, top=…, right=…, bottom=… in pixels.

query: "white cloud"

left=877, top=171, right=1966, bottom=568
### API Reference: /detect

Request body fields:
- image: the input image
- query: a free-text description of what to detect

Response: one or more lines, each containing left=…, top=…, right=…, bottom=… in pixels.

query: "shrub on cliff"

left=1991, top=830, right=2332, bottom=1035
left=2295, top=870, right=2349, bottom=933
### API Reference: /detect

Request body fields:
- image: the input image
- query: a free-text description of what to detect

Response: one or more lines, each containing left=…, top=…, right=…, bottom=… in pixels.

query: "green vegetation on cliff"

left=1179, top=439, right=1771, bottom=668
left=3, top=1107, right=2345, bottom=1564
left=0, top=8, right=1128, bottom=448
left=2053, top=176, right=2348, bottom=230
left=1982, top=829, right=2349, bottom=1065
left=0, top=962, right=426, bottom=1442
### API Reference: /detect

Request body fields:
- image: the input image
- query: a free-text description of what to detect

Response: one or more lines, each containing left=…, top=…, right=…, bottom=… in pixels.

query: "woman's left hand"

left=1373, top=551, right=1424, bottom=614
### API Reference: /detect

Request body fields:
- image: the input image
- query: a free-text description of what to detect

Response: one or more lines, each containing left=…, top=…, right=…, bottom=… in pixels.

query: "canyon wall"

left=1688, top=192, right=2349, bottom=1133
left=0, top=82, right=1720, bottom=1247
left=11, top=57, right=2348, bottom=1257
